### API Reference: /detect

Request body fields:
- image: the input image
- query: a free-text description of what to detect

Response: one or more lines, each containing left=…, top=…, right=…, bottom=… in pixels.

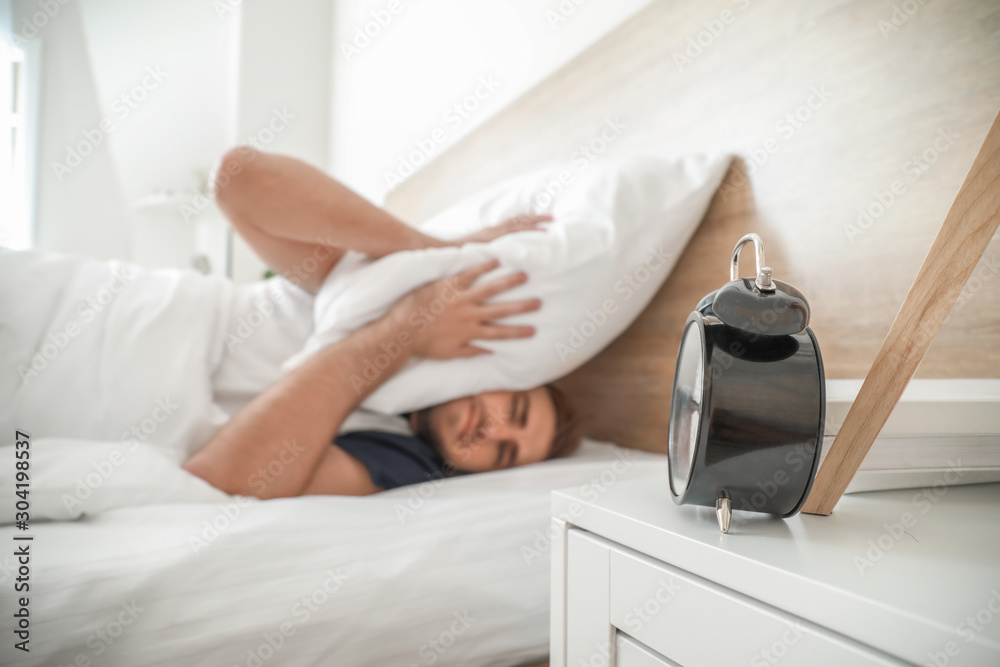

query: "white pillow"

left=283, top=153, right=731, bottom=414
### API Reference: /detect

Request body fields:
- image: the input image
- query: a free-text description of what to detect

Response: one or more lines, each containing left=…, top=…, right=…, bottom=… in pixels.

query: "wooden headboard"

left=386, top=0, right=1000, bottom=453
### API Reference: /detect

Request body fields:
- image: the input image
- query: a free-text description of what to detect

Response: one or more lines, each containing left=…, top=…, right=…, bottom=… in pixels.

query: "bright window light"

left=0, top=29, right=30, bottom=249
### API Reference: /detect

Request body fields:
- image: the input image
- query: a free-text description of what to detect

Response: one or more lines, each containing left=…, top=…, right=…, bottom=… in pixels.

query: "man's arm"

left=215, top=148, right=552, bottom=293
left=182, top=259, right=539, bottom=499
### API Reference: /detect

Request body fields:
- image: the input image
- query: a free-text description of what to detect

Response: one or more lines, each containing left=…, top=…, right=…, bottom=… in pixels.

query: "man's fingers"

left=459, top=345, right=493, bottom=357
left=477, top=324, right=537, bottom=340
left=509, top=213, right=553, bottom=224
left=478, top=298, right=542, bottom=320
left=452, top=258, right=500, bottom=289
left=466, top=271, right=528, bottom=302
left=504, top=214, right=552, bottom=232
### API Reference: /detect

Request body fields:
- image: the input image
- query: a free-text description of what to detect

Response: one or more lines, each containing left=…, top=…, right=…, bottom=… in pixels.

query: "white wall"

left=328, top=0, right=654, bottom=206
left=234, top=0, right=332, bottom=169
left=10, top=0, right=648, bottom=274
left=230, top=0, right=333, bottom=282
left=78, top=0, right=239, bottom=272
left=78, top=0, right=237, bottom=208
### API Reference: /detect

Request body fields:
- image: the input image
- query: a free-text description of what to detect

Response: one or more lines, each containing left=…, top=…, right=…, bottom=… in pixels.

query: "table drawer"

left=608, top=548, right=900, bottom=667
left=617, top=633, right=680, bottom=667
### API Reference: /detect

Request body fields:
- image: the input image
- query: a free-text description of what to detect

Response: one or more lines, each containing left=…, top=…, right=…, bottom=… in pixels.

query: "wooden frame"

left=803, top=111, right=1000, bottom=514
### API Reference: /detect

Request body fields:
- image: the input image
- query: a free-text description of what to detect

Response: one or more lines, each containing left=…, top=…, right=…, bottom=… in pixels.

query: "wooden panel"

left=386, top=0, right=1000, bottom=452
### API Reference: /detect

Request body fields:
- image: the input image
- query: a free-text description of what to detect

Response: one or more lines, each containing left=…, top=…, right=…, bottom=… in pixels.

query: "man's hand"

left=182, top=259, right=539, bottom=500
left=389, top=258, right=541, bottom=359
left=453, top=213, right=552, bottom=246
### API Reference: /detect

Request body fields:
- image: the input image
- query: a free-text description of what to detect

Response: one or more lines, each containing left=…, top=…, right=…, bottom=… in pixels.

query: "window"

left=1, top=26, right=30, bottom=249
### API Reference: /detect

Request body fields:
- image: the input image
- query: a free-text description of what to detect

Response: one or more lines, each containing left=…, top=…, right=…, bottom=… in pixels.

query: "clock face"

left=669, top=320, right=705, bottom=496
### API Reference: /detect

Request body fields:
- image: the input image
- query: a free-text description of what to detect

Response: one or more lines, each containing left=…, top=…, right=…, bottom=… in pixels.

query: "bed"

left=3, top=1, right=1000, bottom=666
left=0, top=246, right=671, bottom=666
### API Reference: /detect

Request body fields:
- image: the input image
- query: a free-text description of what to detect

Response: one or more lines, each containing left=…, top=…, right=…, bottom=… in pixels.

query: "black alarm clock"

left=667, top=233, right=825, bottom=533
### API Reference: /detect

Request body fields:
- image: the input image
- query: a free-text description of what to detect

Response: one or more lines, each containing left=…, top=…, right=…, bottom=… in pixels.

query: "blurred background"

left=0, top=0, right=653, bottom=282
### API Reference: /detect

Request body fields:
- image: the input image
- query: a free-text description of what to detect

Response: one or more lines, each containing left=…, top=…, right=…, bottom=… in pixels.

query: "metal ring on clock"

left=730, top=233, right=775, bottom=291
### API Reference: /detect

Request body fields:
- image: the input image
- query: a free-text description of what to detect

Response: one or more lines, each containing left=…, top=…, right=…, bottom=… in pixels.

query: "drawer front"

left=616, top=633, right=681, bottom=667
left=608, top=548, right=901, bottom=667
left=566, top=529, right=614, bottom=666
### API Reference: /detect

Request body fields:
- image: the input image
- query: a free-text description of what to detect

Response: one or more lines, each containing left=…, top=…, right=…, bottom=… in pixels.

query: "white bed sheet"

left=0, top=440, right=667, bottom=667
left=0, top=247, right=671, bottom=666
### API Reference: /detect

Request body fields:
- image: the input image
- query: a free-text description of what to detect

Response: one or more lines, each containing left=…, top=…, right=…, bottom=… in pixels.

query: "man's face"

left=411, top=387, right=556, bottom=473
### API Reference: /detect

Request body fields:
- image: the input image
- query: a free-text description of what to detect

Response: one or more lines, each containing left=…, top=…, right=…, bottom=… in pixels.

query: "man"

left=182, top=148, right=582, bottom=500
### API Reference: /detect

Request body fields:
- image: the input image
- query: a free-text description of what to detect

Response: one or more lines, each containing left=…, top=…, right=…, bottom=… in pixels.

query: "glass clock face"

left=669, top=321, right=705, bottom=496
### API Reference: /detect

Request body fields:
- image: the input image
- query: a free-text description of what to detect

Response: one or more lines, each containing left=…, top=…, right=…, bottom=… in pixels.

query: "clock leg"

left=716, top=491, right=732, bottom=533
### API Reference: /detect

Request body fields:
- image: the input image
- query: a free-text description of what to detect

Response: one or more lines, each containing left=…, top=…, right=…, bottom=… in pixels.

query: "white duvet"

left=0, top=248, right=669, bottom=666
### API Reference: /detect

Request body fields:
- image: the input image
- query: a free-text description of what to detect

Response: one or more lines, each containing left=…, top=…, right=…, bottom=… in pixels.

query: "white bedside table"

left=549, top=476, right=1000, bottom=666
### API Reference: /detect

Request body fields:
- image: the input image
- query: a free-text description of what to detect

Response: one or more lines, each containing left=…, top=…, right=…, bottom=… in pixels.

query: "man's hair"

left=545, top=383, right=583, bottom=460
left=411, top=384, right=583, bottom=462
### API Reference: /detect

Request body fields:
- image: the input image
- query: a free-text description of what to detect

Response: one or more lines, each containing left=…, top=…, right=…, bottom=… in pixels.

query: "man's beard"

left=410, top=405, right=442, bottom=451
left=410, top=405, right=465, bottom=477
